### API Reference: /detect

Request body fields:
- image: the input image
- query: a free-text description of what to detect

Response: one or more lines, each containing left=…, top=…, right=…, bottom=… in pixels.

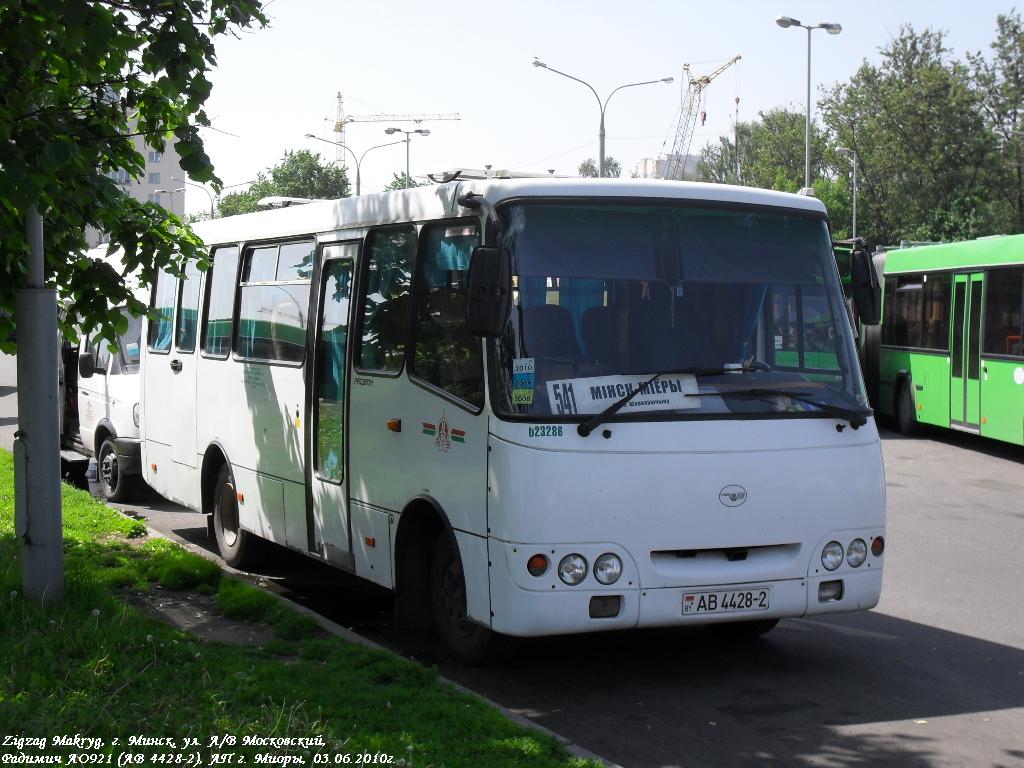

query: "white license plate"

left=682, top=587, right=771, bottom=615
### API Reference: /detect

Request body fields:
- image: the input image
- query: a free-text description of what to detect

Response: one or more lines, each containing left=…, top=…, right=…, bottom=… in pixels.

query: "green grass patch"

left=0, top=448, right=596, bottom=766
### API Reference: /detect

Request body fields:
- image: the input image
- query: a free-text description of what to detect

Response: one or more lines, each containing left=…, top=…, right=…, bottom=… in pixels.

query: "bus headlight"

left=821, top=541, right=844, bottom=571
left=133, top=403, right=140, bottom=427
left=558, top=554, right=588, bottom=585
left=846, top=539, right=867, bottom=568
left=593, top=553, right=622, bottom=585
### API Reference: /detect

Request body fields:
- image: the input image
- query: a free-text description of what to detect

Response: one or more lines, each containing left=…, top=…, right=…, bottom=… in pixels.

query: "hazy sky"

left=186, top=0, right=1015, bottom=214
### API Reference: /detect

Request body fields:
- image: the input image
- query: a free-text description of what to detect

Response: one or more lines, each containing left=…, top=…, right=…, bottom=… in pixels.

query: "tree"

left=0, top=0, right=267, bottom=350
left=969, top=10, right=1024, bottom=234
left=384, top=172, right=427, bottom=191
left=578, top=157, right=623, bottom=178
left=820, top=26, right=999, bottom=244
left=217, top=150, right=350, bottom=217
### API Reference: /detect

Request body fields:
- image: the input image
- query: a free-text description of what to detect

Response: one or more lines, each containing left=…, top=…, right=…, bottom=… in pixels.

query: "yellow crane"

left=659, top=55, right=741, bottom=181
left=330, top=92, right=460, bottom=153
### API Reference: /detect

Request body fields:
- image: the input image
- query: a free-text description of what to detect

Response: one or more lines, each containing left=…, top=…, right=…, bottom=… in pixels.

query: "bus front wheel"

left=98, top=437, right=137, bottom=503
left=213, top=463, right=265, bottom=570
left=897, top=381, right=919, bottom=436
left=429, top=533, right=509, bottom=665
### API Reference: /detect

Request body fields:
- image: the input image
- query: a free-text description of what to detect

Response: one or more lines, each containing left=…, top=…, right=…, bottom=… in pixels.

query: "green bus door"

left=950, top=273, right=984, bottom=429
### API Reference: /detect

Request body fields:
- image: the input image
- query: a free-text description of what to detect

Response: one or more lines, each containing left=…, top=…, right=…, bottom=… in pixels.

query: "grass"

left=0, top=449, right=597, bottom=767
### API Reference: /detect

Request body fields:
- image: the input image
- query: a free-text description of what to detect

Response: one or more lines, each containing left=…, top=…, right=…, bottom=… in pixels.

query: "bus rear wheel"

left=429, top=533, right=509, bottom=665
left=897, top=381, right=919, bottom=436
left=213, top=463, right=265, bottom=570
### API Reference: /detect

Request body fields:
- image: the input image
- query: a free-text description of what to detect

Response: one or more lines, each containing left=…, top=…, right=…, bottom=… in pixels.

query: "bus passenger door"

left=307, top=251, right=355, bottom=568
left=950, top=273, right=984, bottom=429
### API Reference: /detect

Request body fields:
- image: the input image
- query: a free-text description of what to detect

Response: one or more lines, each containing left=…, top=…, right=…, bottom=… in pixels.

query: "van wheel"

left=897, top=381, right=919, bottom=436
left=709, top=618, right=779, bottom=641
left=97, top=437, right=136, bottom=502
left=429, top=533, right=510, bottom=665
left=213, top=463, right=264, bottom=570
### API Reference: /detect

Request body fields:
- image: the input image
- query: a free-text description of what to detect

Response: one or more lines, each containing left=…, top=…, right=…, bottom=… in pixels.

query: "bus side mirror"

left=850, top=248, right=881, bottom=326
left=466, top=245, right=512, bottom=338
left=78, top=351, right=95, bottom=379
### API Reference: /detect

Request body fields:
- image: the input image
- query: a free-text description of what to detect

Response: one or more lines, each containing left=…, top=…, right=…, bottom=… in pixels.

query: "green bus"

left=874, top=235, right=1024, bottom=445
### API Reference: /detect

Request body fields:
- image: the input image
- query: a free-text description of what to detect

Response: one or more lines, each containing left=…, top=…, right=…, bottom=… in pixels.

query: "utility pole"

left=14, top=202, right=64, bottom=600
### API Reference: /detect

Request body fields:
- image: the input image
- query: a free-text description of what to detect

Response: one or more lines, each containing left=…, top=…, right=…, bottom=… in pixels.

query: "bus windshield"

left=492, top=201, right=867, bottom=420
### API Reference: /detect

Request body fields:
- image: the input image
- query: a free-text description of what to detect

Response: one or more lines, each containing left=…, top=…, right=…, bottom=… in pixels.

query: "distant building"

left=633, top=154, right=702, bottom=181
left=86, top=134, right=186, bottom=247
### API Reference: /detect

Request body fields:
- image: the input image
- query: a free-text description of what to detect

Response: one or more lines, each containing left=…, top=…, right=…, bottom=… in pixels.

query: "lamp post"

left=383, top=128, right=430, bottom=189
left=836, top=146, right=858, bottom=239
left=532, top=58, right=673, bottom=178
left=304, top=134, right=405, bottom=196
left=171, top=176, right=215, bottom=219
left=155, top=187, right=185, bottom=216
left=775, top=16, right=842, bottom=191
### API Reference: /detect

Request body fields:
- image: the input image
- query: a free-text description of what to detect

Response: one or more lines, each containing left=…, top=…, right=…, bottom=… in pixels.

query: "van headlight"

left=846, top=539, right=867, bottom=568
left=821, top=541, right=844, bottom=571
left=593, top=553, right=622, bottom=585
left=133, top=403, right=140, bottom=427
left=557, top=554, right=588, bottom=585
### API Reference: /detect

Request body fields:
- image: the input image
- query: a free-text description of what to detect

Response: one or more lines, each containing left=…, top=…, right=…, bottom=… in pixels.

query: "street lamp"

left=533, top=58, right=673, bottom=178
left=836, top=146, right=858, bottom=240
left=171, top=176, right=215, bottom=219
left=776, top=15, right=842, bottom=191
left=304, top=134, right=405, bottom=196
left=383, top=128, right=430, bottom=189
left=154, top=187, right=185, bottom=215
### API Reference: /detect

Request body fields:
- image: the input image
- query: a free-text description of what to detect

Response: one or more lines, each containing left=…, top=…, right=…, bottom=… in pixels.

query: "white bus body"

left=141, top=179, right=885, bottom=662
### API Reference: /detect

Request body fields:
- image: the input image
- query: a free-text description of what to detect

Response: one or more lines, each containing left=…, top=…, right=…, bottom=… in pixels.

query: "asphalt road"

left=3, top=352, right=1023, bottom=767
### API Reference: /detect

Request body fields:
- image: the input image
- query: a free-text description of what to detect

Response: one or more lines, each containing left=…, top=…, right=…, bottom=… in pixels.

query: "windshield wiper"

left=576, top=365, right=753, bottom=437
left=702, top=388, right=872, bottom=429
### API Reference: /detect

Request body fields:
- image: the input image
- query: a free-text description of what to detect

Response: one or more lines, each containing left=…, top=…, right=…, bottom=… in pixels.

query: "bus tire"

left=213, top=463, right=265, bottom=570
left=429, top=533, right=510, bottom=665
left=897, top=381, right=918, bottom=436
left=709, top=618, right=779, bottom=641
left=97, top=437, right=137, bottom=503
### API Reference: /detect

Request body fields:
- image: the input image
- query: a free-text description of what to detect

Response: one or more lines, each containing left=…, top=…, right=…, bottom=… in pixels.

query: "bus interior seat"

left=522, top=304, right=582, bottom=359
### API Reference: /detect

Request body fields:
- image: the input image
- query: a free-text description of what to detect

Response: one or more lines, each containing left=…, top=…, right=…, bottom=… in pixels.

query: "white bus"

left=141, top=178, right=886, bottom=663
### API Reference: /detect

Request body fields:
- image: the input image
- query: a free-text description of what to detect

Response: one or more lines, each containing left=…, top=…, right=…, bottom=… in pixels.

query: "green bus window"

left=148, top=269, right=175, bottom=352
left=983, top=268, right=1024, bottom=357
left=202, top=246, right=239, bottom=357
left=358, top=226, right=416, bottom=372
left=410, top=221, right=483, bottom=407
left=176, top=261, right=202, bottom=353
left=921, top=273, right=952, bottom=351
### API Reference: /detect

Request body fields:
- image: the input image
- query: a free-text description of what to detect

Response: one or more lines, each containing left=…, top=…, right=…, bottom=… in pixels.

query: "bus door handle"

left=169, top=359, right=182, bottom=373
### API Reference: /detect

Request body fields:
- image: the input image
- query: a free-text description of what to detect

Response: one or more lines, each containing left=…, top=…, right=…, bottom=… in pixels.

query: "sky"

left=185, top=0, right=1016, bottom=215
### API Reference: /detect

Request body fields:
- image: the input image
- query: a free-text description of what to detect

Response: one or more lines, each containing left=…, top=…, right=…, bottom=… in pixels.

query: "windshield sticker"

left=423, top=412, right=466, bottom=452
left=512, top=358, right=536, bottom=405
left=546, top=374, right=700, bottom=416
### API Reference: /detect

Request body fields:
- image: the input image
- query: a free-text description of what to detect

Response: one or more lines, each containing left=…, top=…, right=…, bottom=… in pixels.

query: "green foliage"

left=0, top=0, right=268, bottom=351
left=0, top=448, right=597, bottom=768
left=383, top=172, right=427, bottom=191
left=217, top=150, right=350, bottom=216
left=217, top=576, right=321, bottom=640
left=578, top=157, right=622, bottom=178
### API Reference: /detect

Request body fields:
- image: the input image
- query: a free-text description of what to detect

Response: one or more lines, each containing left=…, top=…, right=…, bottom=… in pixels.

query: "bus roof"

left=192, top=178, right=827, bottom=247
left=883, top=233, right=1024, bottom=274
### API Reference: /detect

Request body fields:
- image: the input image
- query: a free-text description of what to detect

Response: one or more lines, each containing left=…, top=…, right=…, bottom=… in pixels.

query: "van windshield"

left=490, top=201, right=866, bottom=420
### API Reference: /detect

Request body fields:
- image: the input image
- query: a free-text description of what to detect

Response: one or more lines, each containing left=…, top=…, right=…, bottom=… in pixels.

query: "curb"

left=141, top=519, right=621, bottom=768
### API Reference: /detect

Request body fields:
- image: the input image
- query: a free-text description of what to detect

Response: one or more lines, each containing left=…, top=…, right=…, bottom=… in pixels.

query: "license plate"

left=682, top=587, right=771, bottom=615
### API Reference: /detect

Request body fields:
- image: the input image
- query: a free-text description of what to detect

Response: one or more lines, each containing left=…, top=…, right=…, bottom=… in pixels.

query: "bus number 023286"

left=683, top=588, right=771, bottom=615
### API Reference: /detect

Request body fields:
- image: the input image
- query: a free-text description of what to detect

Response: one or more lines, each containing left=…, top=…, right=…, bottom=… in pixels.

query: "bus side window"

left=148, top=268, right=175, bottom=353
left=983, top=267, right=1024, bottom=357
left=410, top=221, right=483, bottom=407
left=176, top=260, right=202, bottom=353
left=357, top=226, right=416, bottom=373
left=202, top=246, right=240, bottom=358
left=235, top=241, right=312, bottom=364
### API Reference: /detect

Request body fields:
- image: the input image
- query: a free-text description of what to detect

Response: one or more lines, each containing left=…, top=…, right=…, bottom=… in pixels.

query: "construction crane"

left=329, top=93, right=460, bottom=158
left=659, top=55, right=740, bottom=181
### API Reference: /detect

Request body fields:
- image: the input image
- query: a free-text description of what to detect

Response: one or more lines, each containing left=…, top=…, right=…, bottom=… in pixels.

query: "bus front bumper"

left=488, top=564, right=883, bottom=638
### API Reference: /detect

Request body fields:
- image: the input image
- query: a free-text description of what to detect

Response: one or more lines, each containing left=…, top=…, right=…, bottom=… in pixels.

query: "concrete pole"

left=14, top=203, right=64, bottom=600
left=805, top=26, right=812, bottom=190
